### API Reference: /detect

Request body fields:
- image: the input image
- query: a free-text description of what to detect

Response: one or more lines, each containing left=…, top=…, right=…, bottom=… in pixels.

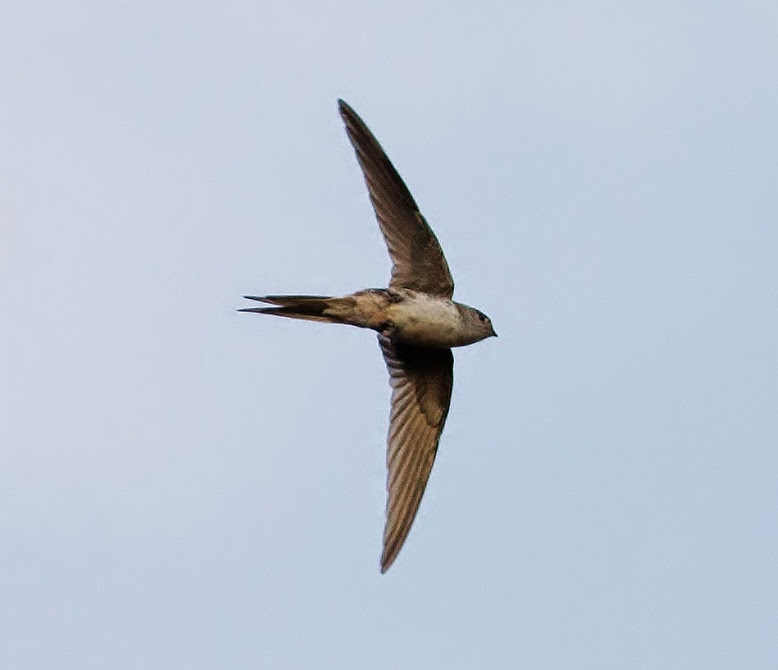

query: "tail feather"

left=239, top=295, right=344, bottom=324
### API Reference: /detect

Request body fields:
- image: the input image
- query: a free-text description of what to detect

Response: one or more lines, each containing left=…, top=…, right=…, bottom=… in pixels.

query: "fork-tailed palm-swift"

left=241, top=100, right=496, bottom=572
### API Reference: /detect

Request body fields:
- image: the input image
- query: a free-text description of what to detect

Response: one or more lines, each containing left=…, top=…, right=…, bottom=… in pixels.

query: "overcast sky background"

left=2, top=2, right=777, bottom=668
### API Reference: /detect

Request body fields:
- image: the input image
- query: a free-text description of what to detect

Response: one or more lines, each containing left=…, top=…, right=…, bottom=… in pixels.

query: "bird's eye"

left=477, top=312, right=487, bottom=323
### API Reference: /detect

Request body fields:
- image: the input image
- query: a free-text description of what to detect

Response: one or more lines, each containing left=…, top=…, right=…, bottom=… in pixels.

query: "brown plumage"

left=242, top=100, right=496, bottom=572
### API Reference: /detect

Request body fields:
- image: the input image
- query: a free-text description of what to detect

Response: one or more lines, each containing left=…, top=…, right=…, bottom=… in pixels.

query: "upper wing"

left=339, top=99, right=455, bottom=298
left=378, top=334, right=454, bottom=572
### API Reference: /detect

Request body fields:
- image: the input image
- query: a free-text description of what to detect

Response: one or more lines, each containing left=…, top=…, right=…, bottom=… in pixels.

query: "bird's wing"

left=377, top=334, right=453, bottom=572
left=339, top=99, right=455, bottom=298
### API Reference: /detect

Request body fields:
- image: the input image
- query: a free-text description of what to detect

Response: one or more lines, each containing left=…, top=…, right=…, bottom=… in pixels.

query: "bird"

left=241, top=99, right=497, bottom=572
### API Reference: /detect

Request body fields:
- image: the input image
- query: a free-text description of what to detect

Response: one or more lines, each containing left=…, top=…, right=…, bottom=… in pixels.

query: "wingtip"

left=380, top=547, right=397, bottom=574
left=338, top=99, right=361, bottom=124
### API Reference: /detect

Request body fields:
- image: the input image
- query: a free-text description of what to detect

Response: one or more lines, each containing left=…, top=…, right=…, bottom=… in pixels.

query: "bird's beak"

left=491, top=328, right=498, bottom=338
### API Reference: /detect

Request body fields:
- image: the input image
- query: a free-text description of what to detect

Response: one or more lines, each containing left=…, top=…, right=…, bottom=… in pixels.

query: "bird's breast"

left=385, top=293, right=468, bottom=348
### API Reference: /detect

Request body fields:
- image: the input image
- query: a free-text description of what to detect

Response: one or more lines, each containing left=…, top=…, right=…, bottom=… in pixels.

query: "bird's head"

left=462, top=307, right=497, bottom=343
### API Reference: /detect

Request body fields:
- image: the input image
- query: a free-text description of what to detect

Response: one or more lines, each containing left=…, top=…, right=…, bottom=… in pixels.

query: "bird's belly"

left=386, top=295, right=464, bottom=348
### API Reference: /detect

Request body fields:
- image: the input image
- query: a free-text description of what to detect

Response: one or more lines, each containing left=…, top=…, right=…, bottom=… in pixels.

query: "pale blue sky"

left=2, top=2, right=777, bottom=668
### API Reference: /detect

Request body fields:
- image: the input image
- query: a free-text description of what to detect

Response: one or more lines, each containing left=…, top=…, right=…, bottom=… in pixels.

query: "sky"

left=2, top=2, right=777, bottom=668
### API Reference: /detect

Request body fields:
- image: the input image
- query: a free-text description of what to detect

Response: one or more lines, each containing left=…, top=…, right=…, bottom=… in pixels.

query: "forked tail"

left=239, top=295, right=345, bottom=324
left=241, top=290, right=392, bottom=331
